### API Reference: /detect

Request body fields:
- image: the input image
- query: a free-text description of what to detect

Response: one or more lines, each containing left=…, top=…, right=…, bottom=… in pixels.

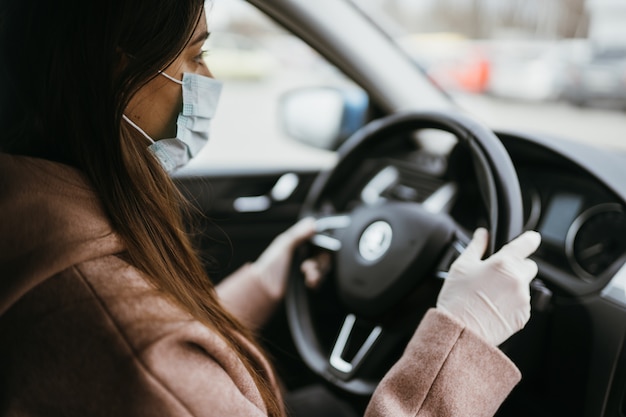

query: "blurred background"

left=187, top=0, right=626, bottom=170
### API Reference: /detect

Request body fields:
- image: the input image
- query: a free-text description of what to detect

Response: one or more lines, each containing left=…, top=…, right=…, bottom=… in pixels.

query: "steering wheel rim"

left=286, top=110, right=523, bottom=395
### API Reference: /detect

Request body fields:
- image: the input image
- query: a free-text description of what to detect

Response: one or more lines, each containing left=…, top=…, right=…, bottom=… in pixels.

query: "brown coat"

left=0, top=153, right=521, bottom=416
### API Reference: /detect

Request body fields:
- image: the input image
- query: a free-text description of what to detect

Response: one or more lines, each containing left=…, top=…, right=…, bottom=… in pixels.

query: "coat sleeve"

left=215, top=263, right=279, bottom=332
left=364, top=308, right=521, bottom=417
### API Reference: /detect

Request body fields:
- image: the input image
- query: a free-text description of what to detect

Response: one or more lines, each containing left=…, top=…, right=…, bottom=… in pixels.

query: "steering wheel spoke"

left=421, top=182, right=458, bottom=214
left=435, top=232, right=470, bottom=279
left=328, top=314, right=383, bottom=380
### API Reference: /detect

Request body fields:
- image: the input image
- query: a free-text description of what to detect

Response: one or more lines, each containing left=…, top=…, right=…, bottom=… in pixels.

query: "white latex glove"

left=250, top=217, right=331, bottom=300
left=436, top=227, right=541, bottom=346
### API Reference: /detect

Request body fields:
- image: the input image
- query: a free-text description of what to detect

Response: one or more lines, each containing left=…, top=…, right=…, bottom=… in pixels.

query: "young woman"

left=0, top=1, right=541, bottom=416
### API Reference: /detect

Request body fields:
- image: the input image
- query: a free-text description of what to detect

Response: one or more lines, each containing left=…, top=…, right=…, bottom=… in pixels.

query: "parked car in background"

left=562, top=44, right=626, bottom=109
left=486, top=41, right=568, bottom=102
left=398, top=33, right=491, bottom=94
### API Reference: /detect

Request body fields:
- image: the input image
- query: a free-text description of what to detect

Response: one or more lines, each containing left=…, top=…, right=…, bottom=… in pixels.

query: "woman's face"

left=125, top=11, right=213, bottom=140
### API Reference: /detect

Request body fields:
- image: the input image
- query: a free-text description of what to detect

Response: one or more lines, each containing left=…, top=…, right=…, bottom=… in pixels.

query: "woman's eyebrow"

left=191, top=31, right=210, bottom=45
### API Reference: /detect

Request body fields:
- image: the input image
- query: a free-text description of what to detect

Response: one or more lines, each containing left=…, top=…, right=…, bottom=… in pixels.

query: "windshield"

left=351, top=0, right=626, bottom=152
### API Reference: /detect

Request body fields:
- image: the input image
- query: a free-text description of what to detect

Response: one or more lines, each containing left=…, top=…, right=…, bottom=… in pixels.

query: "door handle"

left=233, top=173, right=299, bottom=213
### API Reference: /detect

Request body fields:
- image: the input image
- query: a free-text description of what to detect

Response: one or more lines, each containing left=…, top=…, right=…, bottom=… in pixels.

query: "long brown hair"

left=0, top=1, right=282, bottom=415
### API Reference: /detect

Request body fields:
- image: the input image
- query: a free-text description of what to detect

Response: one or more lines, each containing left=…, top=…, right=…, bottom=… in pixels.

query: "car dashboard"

left=344, top=129, right=626, bottom=300
left=313, top=126, right=626, bottom=417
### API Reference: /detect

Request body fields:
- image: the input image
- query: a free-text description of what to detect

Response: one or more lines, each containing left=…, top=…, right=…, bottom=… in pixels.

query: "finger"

left=313, top=251, right=332, bottom=274
left=282, top=217, right=317, bottom=247
left=488, top=253, right=539, bottom=283
left=460, top=227, right=489, bottom=260
left=521, top=258, right=539, bottom=283
left=303, top=251, right=332, bottom=287
left=301, top=259, right=323, bottom=289
left=499, top=230, right=541, bottom=259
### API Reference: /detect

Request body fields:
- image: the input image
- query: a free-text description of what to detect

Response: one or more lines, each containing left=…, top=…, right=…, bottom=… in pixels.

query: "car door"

left=174, top=168, right=321, bottom=283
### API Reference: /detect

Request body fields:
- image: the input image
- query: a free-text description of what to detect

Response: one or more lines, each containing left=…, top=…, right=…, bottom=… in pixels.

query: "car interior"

left=173, top=1, right=626, bottom=416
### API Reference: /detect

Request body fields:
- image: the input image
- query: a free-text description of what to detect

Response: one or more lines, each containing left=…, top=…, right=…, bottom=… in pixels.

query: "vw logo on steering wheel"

left=358, top=220, right=393, bottom=262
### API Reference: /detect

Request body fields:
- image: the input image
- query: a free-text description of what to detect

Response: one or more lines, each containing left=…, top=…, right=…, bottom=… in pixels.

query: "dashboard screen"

left=538, top=193, right=583, bottom=247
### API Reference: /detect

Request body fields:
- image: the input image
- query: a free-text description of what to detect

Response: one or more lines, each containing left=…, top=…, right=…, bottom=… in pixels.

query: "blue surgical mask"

left=123, top=71, right=223, bottom=172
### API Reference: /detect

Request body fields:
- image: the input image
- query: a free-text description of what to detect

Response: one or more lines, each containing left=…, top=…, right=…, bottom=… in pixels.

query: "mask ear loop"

left=122, top=71, right=183, bottom=143
left=122, top=114, right=155, bottom=143
left=122, top=71, right=182, bottom=142
left=159, top=70, right=184, bottom=85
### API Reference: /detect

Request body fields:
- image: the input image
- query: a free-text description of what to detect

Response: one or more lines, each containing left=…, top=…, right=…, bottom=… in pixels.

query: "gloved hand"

left=436, top=227, right=541, bottom=346
left=251, top=217, right=331, bottom=300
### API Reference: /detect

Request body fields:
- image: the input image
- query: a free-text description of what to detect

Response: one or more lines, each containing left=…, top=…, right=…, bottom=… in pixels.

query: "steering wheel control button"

left=315, top=215, right=351, bottom=232
left=311, top=215, right=352, bottom=252
left=358, top=221, right=393, bottom=262
left=311, top=234, right=342, bottom=252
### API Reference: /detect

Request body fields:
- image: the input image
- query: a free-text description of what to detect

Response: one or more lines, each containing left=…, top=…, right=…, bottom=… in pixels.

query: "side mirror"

left=278, top=86, right=369, bottom=150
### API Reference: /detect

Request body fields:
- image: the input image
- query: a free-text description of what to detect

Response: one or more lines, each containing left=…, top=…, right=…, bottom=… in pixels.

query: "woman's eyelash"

left=197, top=49, right=210, bottom=60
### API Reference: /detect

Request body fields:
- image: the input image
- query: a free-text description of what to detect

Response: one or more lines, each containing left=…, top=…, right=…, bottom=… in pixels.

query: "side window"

left=188, top=0, right=357, bottom=170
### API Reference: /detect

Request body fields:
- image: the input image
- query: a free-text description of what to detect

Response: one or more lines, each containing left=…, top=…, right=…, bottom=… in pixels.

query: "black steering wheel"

left=286, top=110, right=523, bottom=396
